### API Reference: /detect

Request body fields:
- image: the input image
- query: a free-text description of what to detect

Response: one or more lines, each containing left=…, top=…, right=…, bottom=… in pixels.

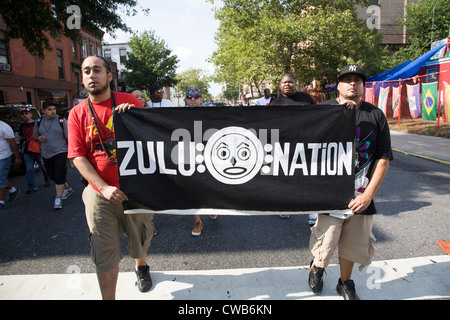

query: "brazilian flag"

left=421, top=82, right=438, bottom=121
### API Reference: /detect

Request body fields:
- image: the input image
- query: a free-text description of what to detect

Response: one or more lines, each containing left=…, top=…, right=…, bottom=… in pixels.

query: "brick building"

left=0, top=15, right=103, bottom=114
left=356, top=0, right=418, bottom=52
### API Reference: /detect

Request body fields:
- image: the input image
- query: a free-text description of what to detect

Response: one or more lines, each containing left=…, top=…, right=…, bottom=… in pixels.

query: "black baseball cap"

left=338, top=65, right=366, bottom=85
left=149, top=84, right=162, bottom=95
left=20, top=107, right=31, bottom=113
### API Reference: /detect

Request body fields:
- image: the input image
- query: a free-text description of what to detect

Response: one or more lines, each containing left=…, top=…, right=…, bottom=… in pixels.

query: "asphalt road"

left=0, top=150, right=449, bottom=276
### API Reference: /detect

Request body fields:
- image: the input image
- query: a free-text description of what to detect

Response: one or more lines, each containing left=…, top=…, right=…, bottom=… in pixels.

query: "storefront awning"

left=37, top=88, right=67, bottom=98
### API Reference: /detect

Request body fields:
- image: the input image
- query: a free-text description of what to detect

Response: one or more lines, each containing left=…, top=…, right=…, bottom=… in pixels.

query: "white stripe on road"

left=0, top=255, right=449, bottom=300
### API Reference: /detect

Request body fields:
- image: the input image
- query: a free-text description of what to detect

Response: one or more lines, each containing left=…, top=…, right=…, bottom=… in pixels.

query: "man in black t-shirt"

left=270, top=73, right=316, bottom=106
left=308, top=65, right=393, bottom=300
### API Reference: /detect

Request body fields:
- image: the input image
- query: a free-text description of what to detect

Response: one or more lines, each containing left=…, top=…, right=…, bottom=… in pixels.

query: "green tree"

left=222, top=82, right=241, bottom=102
left=123, top=30, right=179, bottom=90
left=175, top=68, right=212, bottom=99
left=0, top=0, right=148, bottom=58
left=390, top=0, right=450, bottom=67
left=209, top=0, right=387, bottom=88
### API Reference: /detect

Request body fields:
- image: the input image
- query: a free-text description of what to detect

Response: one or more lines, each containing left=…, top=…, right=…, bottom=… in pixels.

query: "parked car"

left=203, top=101, right=228, bottom=107
left=0, top=104, right=41, bottom=175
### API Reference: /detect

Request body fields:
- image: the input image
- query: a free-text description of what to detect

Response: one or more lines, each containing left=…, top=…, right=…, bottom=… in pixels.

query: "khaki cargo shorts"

left=82, top=185, right=154, bottom=274
left=309, top=214, right=376, bottom=269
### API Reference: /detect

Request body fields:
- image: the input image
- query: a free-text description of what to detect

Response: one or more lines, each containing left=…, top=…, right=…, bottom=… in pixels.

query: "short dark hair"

left=42, top=100, right=56, bottom=109
left=280, top=73, right=296, bottom=84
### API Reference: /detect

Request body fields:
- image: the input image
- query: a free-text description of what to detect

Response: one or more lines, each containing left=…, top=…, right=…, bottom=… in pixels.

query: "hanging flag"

left=392, top=85, right=401, bottom=118
left=378, top=86, right=389, bottom=115
left=365, top=86, right=374, bottom=104
left=444, top=82, right=450, bottom=123
left=407, top=83, right=421, bottom=118
left=421, top=82, right=438, bottom=121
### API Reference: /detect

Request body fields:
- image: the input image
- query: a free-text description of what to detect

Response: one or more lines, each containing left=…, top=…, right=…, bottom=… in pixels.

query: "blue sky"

left=103, top=0, right=223, bottom=95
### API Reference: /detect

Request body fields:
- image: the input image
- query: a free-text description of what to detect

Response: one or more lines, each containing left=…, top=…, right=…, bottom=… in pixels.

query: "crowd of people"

left=2, top=55, right=392, bottom=301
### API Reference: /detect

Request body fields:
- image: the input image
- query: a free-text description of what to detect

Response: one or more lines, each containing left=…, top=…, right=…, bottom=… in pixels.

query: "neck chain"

left=87, top=92, right=117, bottom=163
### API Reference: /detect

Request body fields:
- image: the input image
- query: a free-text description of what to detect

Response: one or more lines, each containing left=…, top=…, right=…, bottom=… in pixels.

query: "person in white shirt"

left=145, top=84, right=174, bottom=107
left=255, top=88, right=273, bottom=106
left=0, top=120, right=21, bottom=211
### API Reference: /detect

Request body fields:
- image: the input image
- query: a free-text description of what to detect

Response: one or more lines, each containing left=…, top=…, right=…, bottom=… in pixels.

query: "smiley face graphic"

left=204, top=127, right=264, bottom=184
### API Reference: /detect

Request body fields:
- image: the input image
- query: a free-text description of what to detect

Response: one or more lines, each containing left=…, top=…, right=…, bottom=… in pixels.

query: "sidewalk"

left=1, top=255, right=449, bottom=300
left=390, top=131, right=450, bottom=164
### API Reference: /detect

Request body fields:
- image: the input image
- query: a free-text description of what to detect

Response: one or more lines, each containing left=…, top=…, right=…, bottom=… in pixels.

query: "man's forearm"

left=72, top=156, right=109, bottom=191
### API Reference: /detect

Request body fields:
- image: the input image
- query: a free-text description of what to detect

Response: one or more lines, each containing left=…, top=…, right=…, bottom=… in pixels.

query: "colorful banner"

left=364, top=87, right=374, bottom=104
left=444, top=82, right=450, bottom=123
left=392, top=85, right=401, bottom=118
left=113, top=106, right=356, bottom=215
left=421, top=82, right=438, bottom=121
left=378, top=86, right=389, bottom=115
left=407, top=83, right=421, bottom=118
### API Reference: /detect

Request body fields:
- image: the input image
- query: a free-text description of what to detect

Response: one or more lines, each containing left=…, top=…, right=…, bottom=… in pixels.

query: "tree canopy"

left=0, top=0, right=148, bottom=58
left=175, top=68, right=212, bottom=100
left=123, top=30, right=179, bottom=90
left=389, top=0, right=450, bottom=68
left=209, top=0, right=388, bottom=88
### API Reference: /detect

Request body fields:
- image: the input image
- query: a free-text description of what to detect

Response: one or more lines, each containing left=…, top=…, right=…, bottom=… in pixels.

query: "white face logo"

left=204, top=127, right=263, bottom=185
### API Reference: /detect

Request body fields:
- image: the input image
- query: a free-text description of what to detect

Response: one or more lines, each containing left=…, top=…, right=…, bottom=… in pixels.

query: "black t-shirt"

left=270, top=92, right=316, bottom=106
left=321, top=99, right=393, bottom=214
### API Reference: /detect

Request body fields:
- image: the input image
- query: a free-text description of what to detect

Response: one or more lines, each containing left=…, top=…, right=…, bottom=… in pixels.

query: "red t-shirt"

left=68, top=92, right=143, bottom=193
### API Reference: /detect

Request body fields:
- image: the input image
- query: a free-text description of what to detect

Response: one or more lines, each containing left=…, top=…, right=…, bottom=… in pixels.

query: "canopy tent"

left=367, top=43, right=447, bottom=82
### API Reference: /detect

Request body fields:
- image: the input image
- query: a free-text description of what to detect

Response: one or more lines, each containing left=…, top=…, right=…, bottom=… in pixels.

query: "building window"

left=104, top=49, right=111, bottom=59
left=72, top=40, right=78, bottom=59
left=0, top=30, right=9, bottom=64
left=97, top=46, right=102, bottom=56
left=119, top=48, right=127, bottom=63
left=57, top=49, right=64, bottom=79
left=75, top=72, right=80, bottom=96
left=82, top=40, right=87, bottom=57
left=90, top=43, right=94, bottom=56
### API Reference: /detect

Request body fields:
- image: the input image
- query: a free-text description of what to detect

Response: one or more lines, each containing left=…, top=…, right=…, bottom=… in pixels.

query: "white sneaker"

left=54, top=197, right=62, bottom=210
left=61, top=187, right=73, bottom=200
left=308, top=213, right=318, bottom=226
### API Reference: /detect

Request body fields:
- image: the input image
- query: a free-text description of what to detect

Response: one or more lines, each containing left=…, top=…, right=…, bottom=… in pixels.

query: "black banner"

left=114, top=105, right=356, bottom=215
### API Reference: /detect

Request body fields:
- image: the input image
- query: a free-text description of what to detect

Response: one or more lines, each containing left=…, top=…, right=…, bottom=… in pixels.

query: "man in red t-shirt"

left=68, top=55, right=154, bottom=299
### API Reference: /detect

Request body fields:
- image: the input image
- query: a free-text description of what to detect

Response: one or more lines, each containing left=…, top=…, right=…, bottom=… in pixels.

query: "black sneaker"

left=8, top=188, right=19, bottom=203
left=336, top=278, right=360, bottom=300
left=308, top=260, right=325, bottom=295
left=135, top=265, right=152, bottom=292
left=26, top=188, right=38, bottom=194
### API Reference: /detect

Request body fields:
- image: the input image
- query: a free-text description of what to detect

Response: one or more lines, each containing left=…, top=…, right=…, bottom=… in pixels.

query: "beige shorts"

left=309, top=214, right=376, bottom=269
left=82, top=185, right=154, bottom=273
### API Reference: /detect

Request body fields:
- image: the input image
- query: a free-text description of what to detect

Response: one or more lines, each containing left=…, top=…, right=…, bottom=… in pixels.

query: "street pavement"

left=390, top=131, right=450, bottom=164
left=0, top=130, right=449, bottom=300
left=0, top=255, right=449, bottom=300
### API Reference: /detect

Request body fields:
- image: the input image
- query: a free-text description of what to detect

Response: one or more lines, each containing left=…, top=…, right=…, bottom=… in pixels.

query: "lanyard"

left=87, top=92, right=117, bottom=163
